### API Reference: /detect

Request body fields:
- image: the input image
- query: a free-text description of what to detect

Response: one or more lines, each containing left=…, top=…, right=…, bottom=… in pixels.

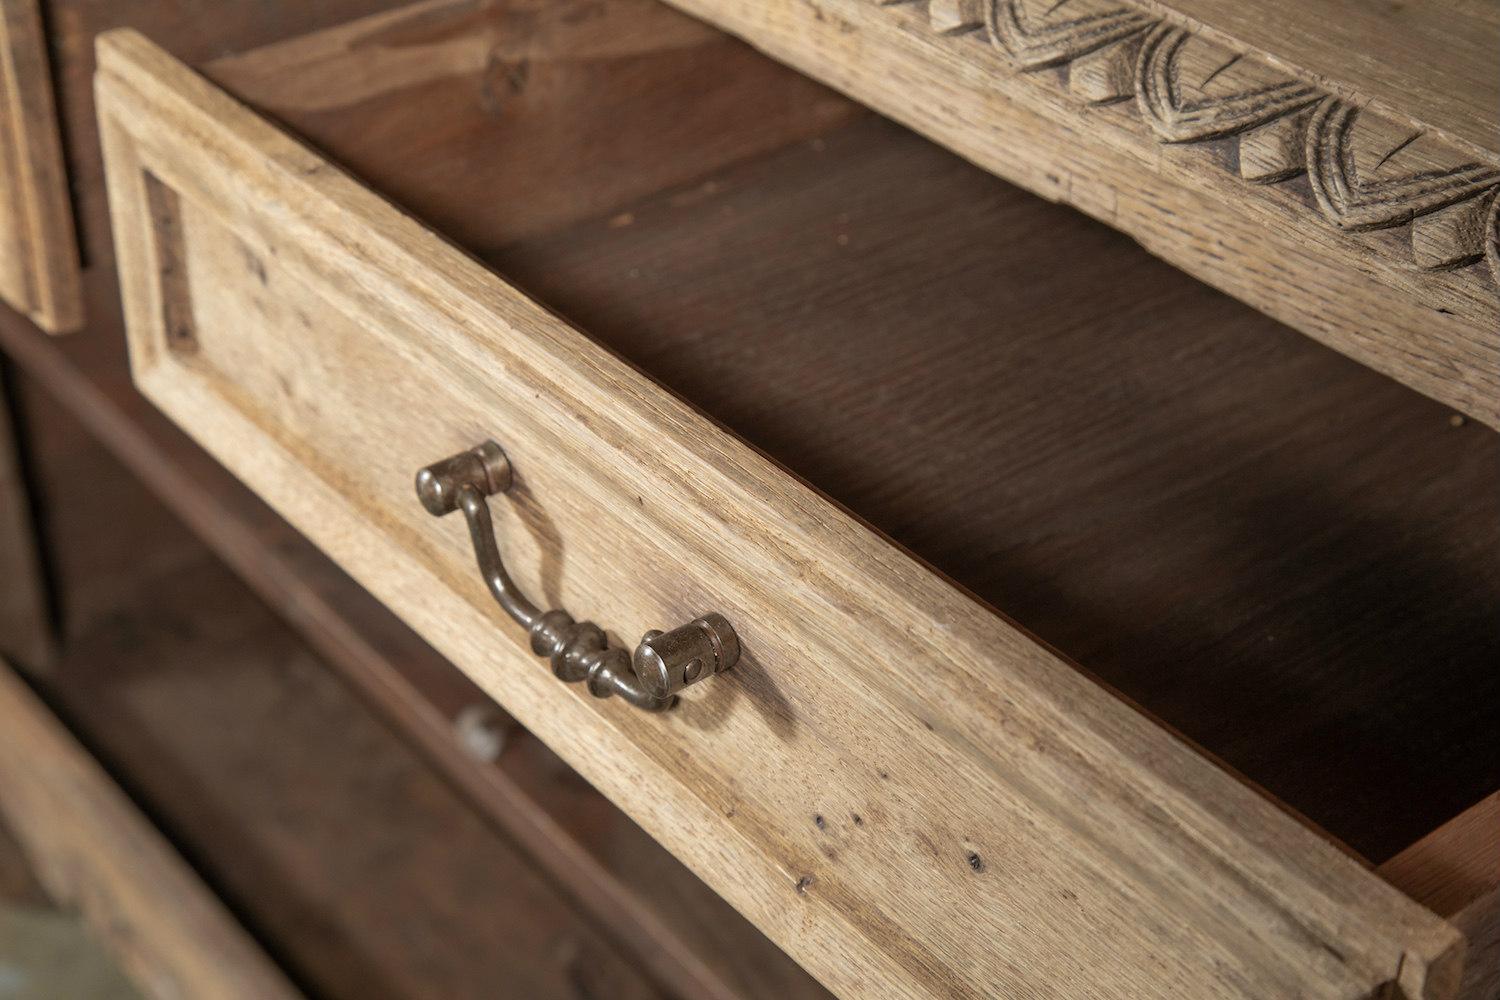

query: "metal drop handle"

left=415, top=441, right=739, bottom=712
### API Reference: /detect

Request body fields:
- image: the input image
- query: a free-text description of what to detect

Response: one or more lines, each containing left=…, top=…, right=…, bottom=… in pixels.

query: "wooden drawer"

left=0, top=0, right=80, bottom=332
left=657, top=0, right=1500, bottom=430
left=93, top=2, right=1499, bottom=996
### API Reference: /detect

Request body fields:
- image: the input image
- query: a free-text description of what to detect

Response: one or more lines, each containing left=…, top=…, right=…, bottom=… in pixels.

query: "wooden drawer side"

left=96, top=27, right=1468, bottom=999
left=0, top=0, right=81, bottom=332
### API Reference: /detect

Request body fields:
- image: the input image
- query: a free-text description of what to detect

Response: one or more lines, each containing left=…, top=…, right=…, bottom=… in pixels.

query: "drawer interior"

left=195, top=0, right=1500, bottom=863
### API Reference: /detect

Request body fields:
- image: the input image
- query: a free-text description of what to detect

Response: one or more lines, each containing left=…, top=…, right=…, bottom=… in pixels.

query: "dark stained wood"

left=465, top=116, right=1500, bottom=864
left=0, top=275, right=831, bottom=1000
left=43, top=0, right=415, bottom=273
left=201, top=0, right=859, bottom=251
left=0, top=368, right=51, bottom=671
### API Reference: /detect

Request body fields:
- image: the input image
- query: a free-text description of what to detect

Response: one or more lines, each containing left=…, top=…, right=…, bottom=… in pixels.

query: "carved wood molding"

left=886, top=0, right=1500, bottom=293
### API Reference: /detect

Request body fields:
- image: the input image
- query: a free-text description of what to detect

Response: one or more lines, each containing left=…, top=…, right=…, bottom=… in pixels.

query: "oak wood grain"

left=202, top=0, right=859, bottom=248
left=1149, top=0, right=1498, bottom=155
left=0, top=659, right=302, bottom=1000
left=0, top=0, right=82, bottom=331
left=654, top=0, right=1500, bottom=427
left=97, top=28, right=1471, bottom=998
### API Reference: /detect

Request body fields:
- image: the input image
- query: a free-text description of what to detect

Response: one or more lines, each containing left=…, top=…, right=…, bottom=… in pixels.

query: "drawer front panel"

left=96, top=29, right=1462, bottom=1000
left=0, top=0, right=81, bottom=332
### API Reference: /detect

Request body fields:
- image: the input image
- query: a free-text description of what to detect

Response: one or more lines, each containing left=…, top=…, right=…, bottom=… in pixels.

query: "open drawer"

left=94, top=1, right=1500, bottom=996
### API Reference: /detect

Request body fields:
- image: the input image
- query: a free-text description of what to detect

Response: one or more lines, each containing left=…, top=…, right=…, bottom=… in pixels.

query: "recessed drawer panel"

left=95, top=9, right=1482, bottom=998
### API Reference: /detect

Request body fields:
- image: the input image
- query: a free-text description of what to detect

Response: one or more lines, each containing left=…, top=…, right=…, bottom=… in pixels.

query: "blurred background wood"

left=0, top=814, right=47, bottom=908
left=0, top=367, right=52, bottom=671
left=0, top=905, right=145, bottom=1000
left=0, top=660, right=303, bottom=1000
left=0, top=0, right=82, bottom=331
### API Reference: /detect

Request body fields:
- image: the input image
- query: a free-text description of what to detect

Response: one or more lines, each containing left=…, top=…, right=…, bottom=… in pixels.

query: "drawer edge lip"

left=94, top=26, right=1468, bottom=1000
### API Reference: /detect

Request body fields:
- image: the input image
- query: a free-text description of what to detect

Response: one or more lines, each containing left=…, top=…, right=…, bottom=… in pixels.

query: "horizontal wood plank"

left=201, top=0, right=860, bottom=249
left=1153, top=0, right=1498, bottom=155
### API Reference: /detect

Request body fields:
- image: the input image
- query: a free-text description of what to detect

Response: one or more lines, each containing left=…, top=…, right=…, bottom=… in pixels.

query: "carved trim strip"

left=1306, top=99, right=1500, bottom=231
left=874, top=0, right=1500, bottom=294
left=987, top=0, right=1154, bottom=70
left=1136, top=26, right=1320, bottom=143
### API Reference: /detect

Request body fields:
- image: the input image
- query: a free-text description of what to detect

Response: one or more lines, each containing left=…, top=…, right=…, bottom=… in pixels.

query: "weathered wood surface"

left=0, top=659, right=302, bottom=1000
left=0, top=0, right=81, bottom=331
left=654, top=0, right=1500, bottom=428
left=1382, top=794, right=1500, bottom=1000
left=98, top=29, right=1472, bottom=998
left=0, top=270, right=830, bottom=1000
